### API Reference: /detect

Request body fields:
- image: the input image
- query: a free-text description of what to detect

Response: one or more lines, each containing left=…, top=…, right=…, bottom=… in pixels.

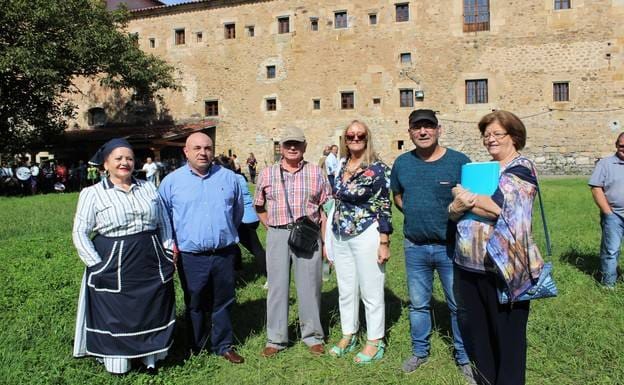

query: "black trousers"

left=234, top=221, right=266, bottom=275
left=454, top=266, right=530, bottom=385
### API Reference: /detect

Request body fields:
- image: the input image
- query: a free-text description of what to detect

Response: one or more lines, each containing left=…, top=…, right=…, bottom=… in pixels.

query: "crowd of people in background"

left=0, top=156, right=188, bottom=196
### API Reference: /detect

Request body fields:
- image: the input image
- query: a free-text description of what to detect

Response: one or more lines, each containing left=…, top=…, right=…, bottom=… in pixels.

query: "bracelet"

left=380, top=241, right=390, bottom=245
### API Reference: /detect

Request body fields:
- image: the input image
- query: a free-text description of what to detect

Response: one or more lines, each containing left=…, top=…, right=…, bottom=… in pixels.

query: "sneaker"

left=459, top=364, right=477, bottom=385
left=402, top=356, right=428, bottom=373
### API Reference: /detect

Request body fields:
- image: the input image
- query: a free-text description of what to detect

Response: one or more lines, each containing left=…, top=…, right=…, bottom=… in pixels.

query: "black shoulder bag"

left=279, top=167, right=320, bottom=253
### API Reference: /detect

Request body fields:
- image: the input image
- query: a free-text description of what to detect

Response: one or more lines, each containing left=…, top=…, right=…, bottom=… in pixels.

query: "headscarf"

left=89, top=138, right=133, bottom=166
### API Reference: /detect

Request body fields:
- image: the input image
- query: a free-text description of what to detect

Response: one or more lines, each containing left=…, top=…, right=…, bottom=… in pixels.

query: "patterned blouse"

left=455, top=156, right=544, bottom=301
left=332, top=159, right=392, bottom=237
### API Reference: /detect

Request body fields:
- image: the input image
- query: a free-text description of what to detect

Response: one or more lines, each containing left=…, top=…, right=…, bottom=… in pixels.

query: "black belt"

left=271, top=223, right=295, bottom=230
left=185, top=245, right=232, bottom=256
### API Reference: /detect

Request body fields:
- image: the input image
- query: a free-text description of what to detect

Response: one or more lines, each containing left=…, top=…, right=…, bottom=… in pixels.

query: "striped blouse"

left=72, top=178, right=173, bottom=267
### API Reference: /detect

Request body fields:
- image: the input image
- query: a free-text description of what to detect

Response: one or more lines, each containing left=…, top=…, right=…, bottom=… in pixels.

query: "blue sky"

left=162, top=0, right=190, bottom=4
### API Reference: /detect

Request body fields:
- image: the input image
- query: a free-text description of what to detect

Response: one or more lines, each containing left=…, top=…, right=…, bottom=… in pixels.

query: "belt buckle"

left=285, top=223, right=295, bottom=230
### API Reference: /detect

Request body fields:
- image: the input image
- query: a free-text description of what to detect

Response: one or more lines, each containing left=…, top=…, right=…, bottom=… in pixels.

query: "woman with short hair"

left=72, top=138, right=175, bottom=375
left=449, top=110, right=544, bottom=385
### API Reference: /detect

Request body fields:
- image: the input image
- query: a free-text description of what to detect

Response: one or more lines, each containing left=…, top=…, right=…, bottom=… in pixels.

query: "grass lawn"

left=0, top=177, right=622, bottom=385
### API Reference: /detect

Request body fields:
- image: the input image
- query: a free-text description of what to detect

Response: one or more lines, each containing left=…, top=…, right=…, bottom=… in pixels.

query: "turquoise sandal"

left=329, top=335, right=358, bottom=357
left=354, top=340, right=385, bottom=364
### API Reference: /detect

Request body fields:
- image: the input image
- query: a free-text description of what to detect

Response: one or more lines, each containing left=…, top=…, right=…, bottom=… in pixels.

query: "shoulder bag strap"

left=279, top=166, right=295, bottom=223
left=535, top=178, right=552, bottom=257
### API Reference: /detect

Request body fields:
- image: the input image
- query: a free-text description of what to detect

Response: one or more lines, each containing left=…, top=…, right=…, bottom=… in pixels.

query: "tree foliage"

left=0, top=0, right=179, bottom=155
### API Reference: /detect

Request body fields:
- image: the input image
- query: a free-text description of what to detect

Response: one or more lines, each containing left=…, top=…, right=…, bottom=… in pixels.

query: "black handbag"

left=497, top=179, right=558, bottom=304
left=279, top=167, right=320, bottom=253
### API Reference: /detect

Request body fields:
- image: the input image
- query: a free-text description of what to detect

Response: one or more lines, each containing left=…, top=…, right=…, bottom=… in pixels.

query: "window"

left=278, top=16, right=290, bottom=34
left=369, top=13, right=378, bottom=25
left=400, top=52, right=412, bottom=64
left=335, top=11, right=348, bottom=29
left=225, top=23, right=235, bottom=39
left=341, top=92, right=354, bottom=109
left=310, top=18, right=319, bottom=31
left=313, top=99, right=320, bottom=110
left=373, top=97, right=381, bottom=105
left=463, top=0, right=490, bottom=32
left=554, top=0, right=571, bottom=9
left=553, top=82, right=569, bottom=102
left=266, top=98, right=277, bottom=111
left=465, top=79, right=488, bottom=104
left=175, top=28, right=185, bottom=45
left=397, top=140, right=405, bottom=150
left=196, top=32, right=203, bottom=42
left=396, top=3, right=409, bottom=22
left=267, top=65, right=276, bottom=79
left=87, top=107, right=106, bottom=126
left=149, top=38, right=155, bottom=48
left=400, top=89, right=414, bottom=107
left=247, top=25, right=255, bottom=37
left=205, top=100, right=218, bottom=116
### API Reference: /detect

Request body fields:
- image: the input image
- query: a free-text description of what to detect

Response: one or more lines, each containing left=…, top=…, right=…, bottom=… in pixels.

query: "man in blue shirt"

left=390, top=109, right=475, bottom=383
left=159, top=132, right=245, bottom=364
left=324, top=144, right=339, bottom=189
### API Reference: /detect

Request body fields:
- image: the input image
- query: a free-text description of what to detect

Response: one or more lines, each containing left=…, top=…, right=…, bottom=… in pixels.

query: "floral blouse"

left=332, top=159, right=393, bottom=237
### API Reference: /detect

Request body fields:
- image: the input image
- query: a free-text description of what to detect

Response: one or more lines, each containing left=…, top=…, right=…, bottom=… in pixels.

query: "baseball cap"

left=279, top=126, right=306, bottom=144
left=408, top=109, right=438, bottom=126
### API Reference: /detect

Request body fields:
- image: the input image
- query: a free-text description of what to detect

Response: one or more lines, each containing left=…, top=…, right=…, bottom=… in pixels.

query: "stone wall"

left=68, top=0, right=624, bottom=174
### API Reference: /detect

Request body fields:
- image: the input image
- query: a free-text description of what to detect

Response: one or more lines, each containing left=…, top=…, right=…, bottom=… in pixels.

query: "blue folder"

left=460, top=161, right=500, bottom=222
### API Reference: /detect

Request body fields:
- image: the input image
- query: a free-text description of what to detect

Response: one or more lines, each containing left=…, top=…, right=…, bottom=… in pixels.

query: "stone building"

left=67, top=0, right=624, bottom=174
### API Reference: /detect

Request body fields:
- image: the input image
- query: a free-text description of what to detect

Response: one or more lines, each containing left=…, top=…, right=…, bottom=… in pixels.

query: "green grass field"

left=0, top=178, right=622, bottom=385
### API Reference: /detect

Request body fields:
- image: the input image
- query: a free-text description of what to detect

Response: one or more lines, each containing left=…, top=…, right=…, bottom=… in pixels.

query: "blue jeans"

left=404, top=240, right=469, bottom=365
left=600, top=212, right=624, bottom=286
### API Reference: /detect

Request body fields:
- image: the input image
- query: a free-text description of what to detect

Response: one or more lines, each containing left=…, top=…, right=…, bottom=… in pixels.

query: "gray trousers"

left=266, top=227, right=324, bottom=348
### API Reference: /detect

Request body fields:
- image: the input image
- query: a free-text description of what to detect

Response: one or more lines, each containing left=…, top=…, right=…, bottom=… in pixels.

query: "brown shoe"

left=309, top=344, right=325, bottom=355
left=261, top=346, right=281, bottom=358
left=222, top=350, right=244, bottom=364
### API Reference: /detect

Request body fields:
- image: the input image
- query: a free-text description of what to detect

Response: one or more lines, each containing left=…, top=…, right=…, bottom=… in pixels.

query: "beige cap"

left=279, top=126, right=306, bottom=144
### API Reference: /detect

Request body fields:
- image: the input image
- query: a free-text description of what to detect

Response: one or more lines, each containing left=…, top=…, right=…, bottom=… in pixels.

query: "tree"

left=0, top=0, right=179, bottom=155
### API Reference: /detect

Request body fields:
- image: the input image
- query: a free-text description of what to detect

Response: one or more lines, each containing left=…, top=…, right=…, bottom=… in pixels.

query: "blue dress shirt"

left=236, top=174, right=259, bottom=224
left=159, top=164, right=244, bottom=253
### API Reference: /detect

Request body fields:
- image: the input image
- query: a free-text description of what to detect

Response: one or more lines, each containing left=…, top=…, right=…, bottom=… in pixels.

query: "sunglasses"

left=345, top=133, right=367, bottom=142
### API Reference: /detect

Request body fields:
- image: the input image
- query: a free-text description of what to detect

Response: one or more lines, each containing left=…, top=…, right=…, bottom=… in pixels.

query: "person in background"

left=246, top=153, right=258, bottom=184
left=588, top=131, right=624, bottom=288
left=232, top=154, right=242, bottom=174
left=325, top=145, right=339, bottom=190
left=72, top=138, right=175, bottom=375
left=328, top=120, right=392, bottom=364
left=449, top=110, right=544, bottom=385
left=217, top=155, right=267, bottom=283
left=142, top=157, right=158, bottom=184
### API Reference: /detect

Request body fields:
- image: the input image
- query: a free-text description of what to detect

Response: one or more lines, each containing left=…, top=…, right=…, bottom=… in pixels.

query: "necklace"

left=344, top=159, right=363, bottom=175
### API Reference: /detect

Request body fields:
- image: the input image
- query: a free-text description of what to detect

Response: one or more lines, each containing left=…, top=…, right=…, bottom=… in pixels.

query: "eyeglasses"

left=409, top=123, right=438, bottom=131
left=481, top=132, right=508, bottom=140
left=345, top=133, right=367, bottom=142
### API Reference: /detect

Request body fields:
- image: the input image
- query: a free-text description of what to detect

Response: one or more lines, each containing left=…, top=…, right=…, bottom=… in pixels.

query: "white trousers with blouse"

left=331, top=222, right=385, bottom=340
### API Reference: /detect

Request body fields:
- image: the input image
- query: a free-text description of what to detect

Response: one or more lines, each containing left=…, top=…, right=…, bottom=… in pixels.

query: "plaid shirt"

left=253, top=159, right=331, bottom=226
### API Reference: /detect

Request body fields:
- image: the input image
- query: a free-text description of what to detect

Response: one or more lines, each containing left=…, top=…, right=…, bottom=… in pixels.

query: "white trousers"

left=331, top=222, right=385, bottom=340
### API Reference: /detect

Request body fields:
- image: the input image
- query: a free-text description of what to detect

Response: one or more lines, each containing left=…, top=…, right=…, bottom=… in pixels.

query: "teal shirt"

left=390, top=148, right=470, bottom=244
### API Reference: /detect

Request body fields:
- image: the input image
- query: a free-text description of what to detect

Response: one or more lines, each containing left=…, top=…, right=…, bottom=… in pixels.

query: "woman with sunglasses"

left=327, top=120, right=392, bottom=363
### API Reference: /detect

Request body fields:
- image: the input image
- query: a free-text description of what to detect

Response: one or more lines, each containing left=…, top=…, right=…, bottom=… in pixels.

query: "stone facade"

left=68, top=0, right=624, bottom=174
